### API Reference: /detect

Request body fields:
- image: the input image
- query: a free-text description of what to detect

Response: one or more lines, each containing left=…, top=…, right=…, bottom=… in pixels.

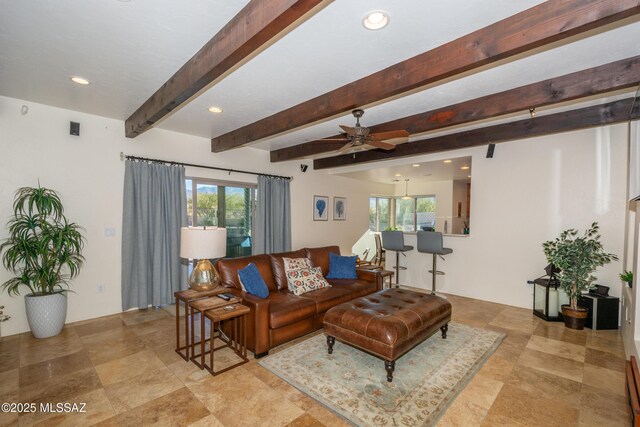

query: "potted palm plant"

left=542, top=222, right=617, bottom=330
left=0, top=186, right=85, bottom=338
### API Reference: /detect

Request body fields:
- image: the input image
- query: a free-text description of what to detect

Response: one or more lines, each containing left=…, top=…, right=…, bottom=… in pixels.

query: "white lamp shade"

left=180, top=227, right=227, bottom=259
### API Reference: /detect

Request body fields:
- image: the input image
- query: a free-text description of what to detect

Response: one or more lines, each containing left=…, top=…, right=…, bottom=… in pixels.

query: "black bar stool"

left=417, top=231, right=453, bottom=297
left=381, top=230, right=413, bottom=288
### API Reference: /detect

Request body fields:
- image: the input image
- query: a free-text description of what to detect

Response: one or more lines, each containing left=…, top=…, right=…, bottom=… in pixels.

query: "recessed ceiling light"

left=443, top=160, right=452, bottom=164
left=461, top=166, right=470, bottom=170
left=412, top=164, right=420, bottom=167
left=208, top=106, right=223, bottom=114
left=70, top=76, right=90, bottom=85
left=394, top=173, right=402, bottom=177
left=363, top=11, right=389, bottom=30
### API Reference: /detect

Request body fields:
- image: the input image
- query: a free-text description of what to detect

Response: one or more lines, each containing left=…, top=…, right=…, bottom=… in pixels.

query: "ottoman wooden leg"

left=385, top=360, right=395, bottom=382
left=327, top=336, right=335, bottom=354
left=441, top=323, right=448, bottom=339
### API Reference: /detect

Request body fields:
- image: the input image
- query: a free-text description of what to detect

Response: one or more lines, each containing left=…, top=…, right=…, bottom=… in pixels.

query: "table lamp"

left=180, top=226, right=227, bottom=291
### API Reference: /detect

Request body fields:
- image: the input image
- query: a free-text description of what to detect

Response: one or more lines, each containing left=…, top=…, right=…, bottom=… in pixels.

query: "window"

left=416, top=196, right=436, bottom=231
left=369, top=197, right=390, bottom=231
left=395, top=198, right=415, bottom=232
left=369, top=195, right=436, bottom=232
left=186, top=178, right=256, bottom=258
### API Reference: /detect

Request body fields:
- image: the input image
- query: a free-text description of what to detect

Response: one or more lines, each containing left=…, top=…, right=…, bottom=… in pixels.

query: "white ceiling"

left=337, top=156, right=472, bottom=184
left=1, top=0, right=639, bottom=160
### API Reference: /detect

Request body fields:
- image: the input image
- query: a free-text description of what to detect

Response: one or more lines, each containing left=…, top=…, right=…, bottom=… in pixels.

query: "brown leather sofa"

left=217, top=246, right=383, bottom=357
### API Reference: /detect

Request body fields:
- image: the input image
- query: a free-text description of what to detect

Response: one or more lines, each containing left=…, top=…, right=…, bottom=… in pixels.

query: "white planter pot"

left=24, top=292, right=67, bottom=338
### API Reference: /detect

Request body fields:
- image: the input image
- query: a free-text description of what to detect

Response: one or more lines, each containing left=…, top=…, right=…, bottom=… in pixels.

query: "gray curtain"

left=254, top=175, right=291, bottom=254
left=121, top=160, right=188, bottom=310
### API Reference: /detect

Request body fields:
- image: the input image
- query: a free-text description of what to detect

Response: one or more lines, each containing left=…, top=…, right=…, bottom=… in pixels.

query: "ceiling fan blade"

left=338, top=141, right=354, bottom=152
left=321, top=137, right=349, bottom=141
left=339, top=125, right=357, bottom=136
left=367, top=139, right=396, bottom=150
left=369, top=130, right=410, bottom=140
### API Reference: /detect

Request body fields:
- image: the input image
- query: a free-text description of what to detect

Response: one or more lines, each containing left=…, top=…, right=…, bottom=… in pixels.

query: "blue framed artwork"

left=313, top=195, right=328, bottom=221
left=333, top=197, right=346, bottom=221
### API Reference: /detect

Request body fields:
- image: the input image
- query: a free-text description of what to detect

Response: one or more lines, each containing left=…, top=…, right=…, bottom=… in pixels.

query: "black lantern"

left=533, top=264, right=568, bottom=321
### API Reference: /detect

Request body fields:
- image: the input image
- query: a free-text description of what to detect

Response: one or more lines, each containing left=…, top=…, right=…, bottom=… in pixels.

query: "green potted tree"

left=542, top=222, right=617, bottom=330
left=0, top=186, right=85, bottom=338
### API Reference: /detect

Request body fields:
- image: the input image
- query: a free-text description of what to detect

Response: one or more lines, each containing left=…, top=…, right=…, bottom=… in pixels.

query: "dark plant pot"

left=561, top=305, right=588, bottom=330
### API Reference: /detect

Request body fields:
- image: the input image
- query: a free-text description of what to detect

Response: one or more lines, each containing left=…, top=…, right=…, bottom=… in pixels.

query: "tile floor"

left=0, top=291, right=630, bottom=426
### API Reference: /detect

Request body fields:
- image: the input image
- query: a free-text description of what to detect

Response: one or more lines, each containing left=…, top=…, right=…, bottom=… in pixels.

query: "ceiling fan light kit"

left=325, top=109, right=409, bottom=153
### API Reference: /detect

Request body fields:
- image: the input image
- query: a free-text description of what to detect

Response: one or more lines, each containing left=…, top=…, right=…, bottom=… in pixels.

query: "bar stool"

left=381, top=231, right=413, bottom=288
left=417, top=231, right=453, bottom=298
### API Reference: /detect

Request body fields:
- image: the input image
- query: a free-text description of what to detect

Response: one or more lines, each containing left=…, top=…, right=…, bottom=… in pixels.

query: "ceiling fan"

left=322, top=109, right=409, bottom=152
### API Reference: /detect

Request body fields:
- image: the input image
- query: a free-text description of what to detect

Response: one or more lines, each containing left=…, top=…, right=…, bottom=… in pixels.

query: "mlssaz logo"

left=40, top=403, right=87, bottom=413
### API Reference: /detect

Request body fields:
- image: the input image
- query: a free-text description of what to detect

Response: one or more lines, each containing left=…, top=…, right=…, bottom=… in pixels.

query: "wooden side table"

left=189, top=295, right=240, bottom=369
left=174, top=288, right=224, bottom=361
left=357, top=266, right=395, bottom=289
left=202, top=304, right=250, bottom=376
left=379, top=270, right=395, bottom=289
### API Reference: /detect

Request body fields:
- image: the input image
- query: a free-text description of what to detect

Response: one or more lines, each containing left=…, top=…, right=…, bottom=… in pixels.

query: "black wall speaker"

left=300, top=164, right=308, bottom=173
left=70, top=121, right=80, bottom=136
left=486, top=143, right=495, bottom=158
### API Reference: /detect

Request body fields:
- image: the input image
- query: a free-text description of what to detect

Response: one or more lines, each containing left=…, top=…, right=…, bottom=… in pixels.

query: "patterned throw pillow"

left=283, top=257, right=312, bottom=272
left=286, top=267, right=330, bottom=296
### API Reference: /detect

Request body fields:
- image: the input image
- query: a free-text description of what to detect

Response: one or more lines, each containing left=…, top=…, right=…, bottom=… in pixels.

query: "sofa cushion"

left=283, top=257, right=312, bottom=271
left=268, top=291, right=317, bottom=329
left=238, top=263, right=269, bottom=298
left=328, top=278, right=378, bottom=299
left=305, top=246, right=340, bottom=277
left=218, top=254, right=277, bottom=292
left=270, top=250, right=307, bottom=291
left=286, top=267, right=330, bottom=295
left=326, top=252, right=358, bottom=279
left=299, top=286, right=353, bottom=313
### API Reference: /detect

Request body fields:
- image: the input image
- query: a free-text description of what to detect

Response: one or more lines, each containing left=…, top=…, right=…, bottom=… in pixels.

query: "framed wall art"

left=333, top=197, right=346, bottom=221
left=313, top=195, right=329, bottom=221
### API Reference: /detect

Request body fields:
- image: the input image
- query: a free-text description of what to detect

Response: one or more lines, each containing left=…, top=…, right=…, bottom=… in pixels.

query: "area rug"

left=259, top=322, right=505, bottom=426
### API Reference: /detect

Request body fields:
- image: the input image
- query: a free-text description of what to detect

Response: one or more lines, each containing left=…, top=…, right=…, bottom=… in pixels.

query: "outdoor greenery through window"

left=186, top=178, right=255, bottom=258
left=370, top=197, right=390, bottom=231
left=370, top=196, right=436, bottom=232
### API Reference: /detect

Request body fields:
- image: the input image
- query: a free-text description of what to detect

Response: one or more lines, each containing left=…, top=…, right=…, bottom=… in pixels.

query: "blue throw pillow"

left=238, top=263, right=269, bottom=298
left=326, top=252, right=358, bottom=279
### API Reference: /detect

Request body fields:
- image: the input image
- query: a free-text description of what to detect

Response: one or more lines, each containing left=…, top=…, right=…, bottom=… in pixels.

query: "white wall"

left=0, top=95, right=387, bottom=336
left=341, top=124, right=628, bottom=309
left=289, top=169, right=391, bottom=254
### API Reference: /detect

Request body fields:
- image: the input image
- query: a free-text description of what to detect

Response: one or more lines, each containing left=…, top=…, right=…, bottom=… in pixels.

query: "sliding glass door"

left=186, top=179, right=255, bottom=258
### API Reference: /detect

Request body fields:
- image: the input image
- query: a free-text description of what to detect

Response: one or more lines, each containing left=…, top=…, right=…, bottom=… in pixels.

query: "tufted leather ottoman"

left=323, top=288, right=452, bottom=382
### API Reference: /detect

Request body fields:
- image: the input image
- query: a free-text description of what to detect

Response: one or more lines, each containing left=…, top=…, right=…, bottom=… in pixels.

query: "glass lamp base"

left=189, top=259, right=221, bottom=291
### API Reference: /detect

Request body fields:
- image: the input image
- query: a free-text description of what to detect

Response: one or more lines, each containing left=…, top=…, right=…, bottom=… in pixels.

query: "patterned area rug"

left=260, top=322, right=505, bottom=426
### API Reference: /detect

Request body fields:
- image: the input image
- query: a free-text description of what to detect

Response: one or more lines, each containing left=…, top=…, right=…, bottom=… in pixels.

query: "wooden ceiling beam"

left=271, top=56, right=640, bottom=162
left=313, top=97, right=640, bottom=170
left=212, top=0, right=640, bottom=152
left=125, top=0, right=327, bottom=138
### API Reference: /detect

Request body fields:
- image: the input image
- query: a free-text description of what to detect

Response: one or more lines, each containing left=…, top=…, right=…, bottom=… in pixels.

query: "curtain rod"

left=119, top=152, right=292, bottom=180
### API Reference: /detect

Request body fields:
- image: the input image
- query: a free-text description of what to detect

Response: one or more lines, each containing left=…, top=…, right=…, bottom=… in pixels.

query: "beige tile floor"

left=0, top=292, right=630, bottom=426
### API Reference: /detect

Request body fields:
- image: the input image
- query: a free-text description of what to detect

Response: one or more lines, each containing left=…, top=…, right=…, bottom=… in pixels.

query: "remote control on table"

left=217, top=294, right=231, bottom=301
